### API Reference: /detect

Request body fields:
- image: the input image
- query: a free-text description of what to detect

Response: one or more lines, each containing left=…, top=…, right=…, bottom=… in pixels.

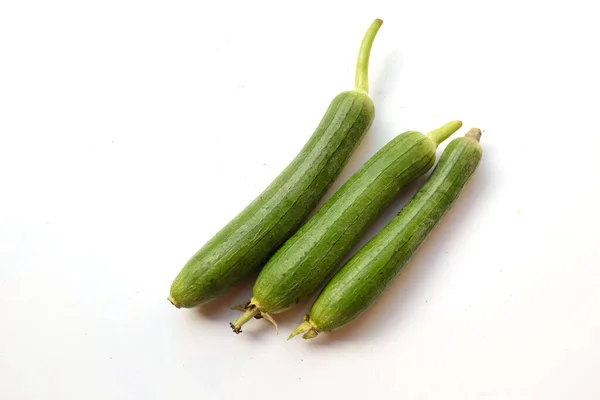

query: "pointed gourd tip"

left=465, top=128, right=482, bottom=141
left=446, top=120, right=463, bottom=132
left=167, top=295, right=180, bottom=308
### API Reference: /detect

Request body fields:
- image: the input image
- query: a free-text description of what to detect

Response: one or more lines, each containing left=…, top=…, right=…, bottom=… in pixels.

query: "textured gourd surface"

left=170, top=91, right=374, bottom=307
left=310, top=135, right=482, bottom=331
left=254, top=130, right=436, bottom=312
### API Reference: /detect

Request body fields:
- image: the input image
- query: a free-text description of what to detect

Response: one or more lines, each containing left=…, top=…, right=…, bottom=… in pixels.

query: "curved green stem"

left=354, top=18, right=383, bottom=94
left=426, top=120, right=463, bottom=147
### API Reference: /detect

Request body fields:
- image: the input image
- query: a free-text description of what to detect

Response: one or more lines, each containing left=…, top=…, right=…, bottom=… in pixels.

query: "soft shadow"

left=195, top=272, right=257, bottom=322
left=273, top=297, right=314, bottom=326
left=309, top=155, right=494, bottom=345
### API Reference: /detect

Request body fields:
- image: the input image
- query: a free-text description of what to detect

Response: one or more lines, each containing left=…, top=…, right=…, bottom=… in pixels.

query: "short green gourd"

left=168, top=20, right=384, bottom=308
left=231, top=120, right=463, bottom=333
left=289, top=128, right=483, bottom=339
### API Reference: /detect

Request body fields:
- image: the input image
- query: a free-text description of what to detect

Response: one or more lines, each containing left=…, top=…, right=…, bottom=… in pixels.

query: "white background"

left=1, top=1, right=599, bottom=399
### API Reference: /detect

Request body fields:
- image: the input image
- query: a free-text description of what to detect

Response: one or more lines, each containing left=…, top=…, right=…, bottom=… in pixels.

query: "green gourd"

left=231, top=121, right=463, bottom=333
left=169, top=19, right=383, bottom=308
left=289, top=129, right=483, bottom=339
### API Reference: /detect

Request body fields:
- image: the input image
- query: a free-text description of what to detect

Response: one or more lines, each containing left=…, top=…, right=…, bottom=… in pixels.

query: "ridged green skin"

left=252, top=131, right=438, bottom=313
left=309, top=134, right=482, bottom=332
left=169, top=91, right=374, bottom=307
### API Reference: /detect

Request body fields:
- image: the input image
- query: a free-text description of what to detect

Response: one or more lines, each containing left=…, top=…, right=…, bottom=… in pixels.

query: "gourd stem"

left=354, top=19, right=383, bottom=94
left=230, top=306, right=260, bottom=333
left=427, top=120, right=463, bottom=147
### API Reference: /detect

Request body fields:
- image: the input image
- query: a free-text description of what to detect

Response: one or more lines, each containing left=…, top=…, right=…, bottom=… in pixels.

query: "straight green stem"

left=426, top=120, right=463, bottom=147
left=231, top=307, right=260, bottom=331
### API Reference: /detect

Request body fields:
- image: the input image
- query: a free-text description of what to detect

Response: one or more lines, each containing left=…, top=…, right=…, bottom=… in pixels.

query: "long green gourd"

left=289, top=128, right=483, bottom=339
left=231, top=120, right=462, bottom=333
left=169, top=19, right=383, bottom=308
